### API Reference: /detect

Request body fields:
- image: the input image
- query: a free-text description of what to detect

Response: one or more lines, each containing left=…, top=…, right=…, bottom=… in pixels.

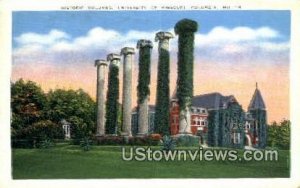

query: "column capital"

left=107, top=53, right=121, bottom=62
left=174, top=19, right=198, bottom=35
left=121, top=47, right=135, bottom=55
left=136, top=39, right=153, bottom=49
left=155, top=31, right=174, bottom=42
left=95, top=59, right=108, bottom=67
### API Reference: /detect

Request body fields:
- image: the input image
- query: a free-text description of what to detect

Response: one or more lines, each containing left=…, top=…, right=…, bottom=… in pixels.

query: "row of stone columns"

left=95, top=33, right=175, bottom=137
left=95, top=47, right=135, bottom=136
left=95, top=19, right=197, bottom=137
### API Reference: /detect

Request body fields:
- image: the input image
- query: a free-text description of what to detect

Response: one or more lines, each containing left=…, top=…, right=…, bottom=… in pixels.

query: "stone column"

left=174, top=19, right=198, bottom=135
left=154, top=31, right=174, bottom=135
left=95, top=59, right=109, bottom=136
left=136, top=39, right=153, bottom=136
left=105, top=53, right=121, bottom=135
left=121, top=47, right=135, bottom=136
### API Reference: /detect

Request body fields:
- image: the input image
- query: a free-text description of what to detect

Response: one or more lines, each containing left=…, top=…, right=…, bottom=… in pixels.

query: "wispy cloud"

left=13, top=26, right=289, bottom=64
left=12, top=25, right=290, bottom=122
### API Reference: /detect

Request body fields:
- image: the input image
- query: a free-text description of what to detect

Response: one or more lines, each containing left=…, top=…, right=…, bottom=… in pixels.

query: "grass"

left=12, top=143, right=290, bottom=179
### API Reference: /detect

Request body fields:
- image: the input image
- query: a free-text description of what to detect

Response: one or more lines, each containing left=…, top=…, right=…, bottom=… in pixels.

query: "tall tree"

left=11, top=79, right=47, bottom=137
left=267, top=120, right=290, bottom=149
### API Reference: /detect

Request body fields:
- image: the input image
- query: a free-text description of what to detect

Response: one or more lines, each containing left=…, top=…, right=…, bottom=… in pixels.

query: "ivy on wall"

left=137, top=45, right=151, bottom=104
left=174, top=19, right=198, bottom=110
left=105, top=65, right=119, bottom=135
left=154, top=48, right=171, bottom=135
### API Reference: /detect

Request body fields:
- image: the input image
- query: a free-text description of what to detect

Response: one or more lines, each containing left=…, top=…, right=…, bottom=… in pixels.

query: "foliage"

left=207, top=102, right=245, bottom=148
left=80, top=137, right=93, bottom=151
left=149, top=133, right=162, bottom=141
left=11, top=79, right=47, bottom=137
left=11, top=79, right=97, bottom=147
left=267, top=120, right=290, bottom=150
left=250, top=109, right=267, bottom=148
left=137, top=45, right=152, bottom=104
left=154, top=47, right=171, bottom=135
left=96, top=135, right=160, bottom=146
left=47, top=89, right=96, bottom=143
left=174, top=19, right=198, bottom=34
left=19, top=120, right=64, bottom=141
left=105, top=65, right=120, bottom=135
left=207, top=110, right=219, bottom=147
left=40, top=138, right=54, bottom=149
left=175, top=135, right=200, bottom=147
left=47, top=88, right=96, bottom=126
left=174, top=19, right=198, bottom=110
left=160, top=135, right=176, bottom=151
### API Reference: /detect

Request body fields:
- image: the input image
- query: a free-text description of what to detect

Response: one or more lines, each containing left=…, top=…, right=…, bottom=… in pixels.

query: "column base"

left=136, top=133, right=148, bottom=137
left=96, top=134, right=106, bottom=137
left=106, top=134, right=118, bottom=137
left=120, top=132, right=132, bottom=137
left=177, top=132, right=193, bottom=136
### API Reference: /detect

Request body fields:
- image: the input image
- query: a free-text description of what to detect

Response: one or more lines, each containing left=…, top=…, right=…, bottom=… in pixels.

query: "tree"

left=267, top=120, right=290, bottom=149
left=20, top=120, right=64, bottom=141
left=47, top=89, right=96, bottom=141
left=11, top=79, right=47, bottom=137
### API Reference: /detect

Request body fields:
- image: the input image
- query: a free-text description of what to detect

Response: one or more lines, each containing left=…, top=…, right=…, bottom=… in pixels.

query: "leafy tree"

left=20, top=120, right=64, bottom=141
left=267, top=120, right=290, bottom=149
left=11, top=79, right=47, bottom=137
left=47, top=89, right=96, bottom=141
left=105, top=65, right=120, bottom=135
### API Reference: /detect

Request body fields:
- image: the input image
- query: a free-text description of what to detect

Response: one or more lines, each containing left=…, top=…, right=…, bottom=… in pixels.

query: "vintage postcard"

left=0, top=0, right=300, bottom=188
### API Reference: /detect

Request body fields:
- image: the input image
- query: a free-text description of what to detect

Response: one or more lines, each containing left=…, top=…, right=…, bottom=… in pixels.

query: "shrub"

left=39, top=138, right=54, bottom=149
left=175, top=135, right=200, bottom=147
left=149, top=134, right=162, bottom=141
left=160, top=135, right=176, bottom=151
left=80, top=137, right=93, bottom=151
left=14, top=120, right=64, bottom=148
left=95, top=135, right=161, bottom=146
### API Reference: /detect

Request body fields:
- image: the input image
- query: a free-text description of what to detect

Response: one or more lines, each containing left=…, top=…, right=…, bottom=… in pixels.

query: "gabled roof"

left=248, top=88, right=266, bottom=110
left=170, top=87, right=238, bottom=110
left=191, top=92, right=237, bottom=110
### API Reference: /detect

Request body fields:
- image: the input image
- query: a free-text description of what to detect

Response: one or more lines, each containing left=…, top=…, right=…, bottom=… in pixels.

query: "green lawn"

left=12, top=143, right=290, bottom=179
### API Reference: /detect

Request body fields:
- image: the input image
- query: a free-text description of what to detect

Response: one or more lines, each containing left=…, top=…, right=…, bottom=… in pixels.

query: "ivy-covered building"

left=131, top=85, right=267, bottom=148
left=246, top=85, right=267, bottom=148
left=169, top=85, right=267, bottom=148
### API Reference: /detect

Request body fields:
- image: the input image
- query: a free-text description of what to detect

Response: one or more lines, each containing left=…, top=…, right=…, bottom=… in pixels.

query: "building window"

left=233, top=132, right=241, bottom=144
left=197, top=108, right=201, bottom=113
left=201, top=121, right=205, bottom=126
